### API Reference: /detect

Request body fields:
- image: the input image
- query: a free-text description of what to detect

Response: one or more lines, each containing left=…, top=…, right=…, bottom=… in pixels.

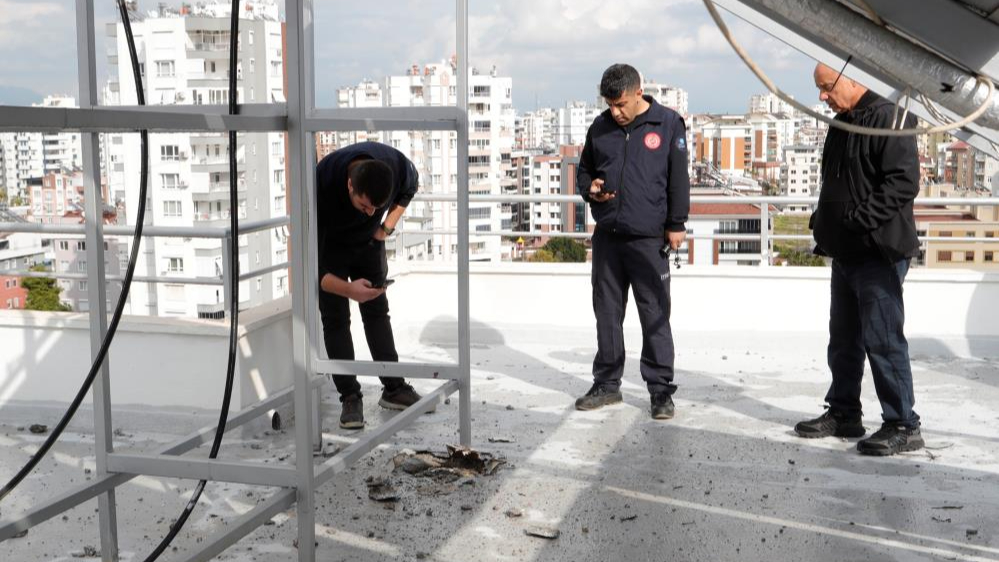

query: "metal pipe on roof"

left=736, top=0, right=999, bottom=130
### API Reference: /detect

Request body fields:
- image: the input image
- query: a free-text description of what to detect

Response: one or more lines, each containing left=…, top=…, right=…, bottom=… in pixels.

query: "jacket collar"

left=843, top=90, right=883, bottom=121
left=629, top=95, right=666, bottom=127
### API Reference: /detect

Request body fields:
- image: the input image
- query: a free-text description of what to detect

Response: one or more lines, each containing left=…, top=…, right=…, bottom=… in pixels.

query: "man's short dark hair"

left=349, top=160, right=393, bottom=207
left=600, top=64, right=642, bottom=100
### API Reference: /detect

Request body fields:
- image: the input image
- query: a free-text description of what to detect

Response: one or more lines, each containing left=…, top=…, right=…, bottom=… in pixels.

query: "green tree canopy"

left=539, top=237, right=587, bottom=262
left=23, top=265, right=71, bottom=311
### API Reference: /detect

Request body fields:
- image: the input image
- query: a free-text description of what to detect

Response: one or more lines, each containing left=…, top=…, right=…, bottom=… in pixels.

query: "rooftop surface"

left=2, top=304, right=998, bottom=561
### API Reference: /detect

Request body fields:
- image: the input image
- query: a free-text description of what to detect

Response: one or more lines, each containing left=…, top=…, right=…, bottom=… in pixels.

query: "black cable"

left=140, top=0, right=241, bottom=558
left=0, top=0, right=151, bottom=503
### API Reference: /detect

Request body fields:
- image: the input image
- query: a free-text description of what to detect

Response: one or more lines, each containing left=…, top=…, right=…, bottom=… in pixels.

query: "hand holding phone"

left=370, top=278, right=395, bottom=289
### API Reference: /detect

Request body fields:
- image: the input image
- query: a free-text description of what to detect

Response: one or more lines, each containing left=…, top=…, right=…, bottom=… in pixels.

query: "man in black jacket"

left=316, top=142, right=425, bottom=429
left=794, top=63, right=924, bottom=455
left=574, top=64, right=690, bottom=420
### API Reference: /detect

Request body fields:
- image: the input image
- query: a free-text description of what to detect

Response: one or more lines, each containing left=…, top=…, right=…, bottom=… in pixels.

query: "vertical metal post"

left=76, top=1, right=119, bottom=560
left=760, top=201, right=771, bottom=266
left=222, top=231, right=234, bottom=314
left=286, top=0, right=318, bottom=559
left=456, top=0, right=472, bottom=446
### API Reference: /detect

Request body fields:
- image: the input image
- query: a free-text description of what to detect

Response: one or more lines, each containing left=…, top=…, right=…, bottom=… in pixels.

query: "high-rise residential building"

left=781, top=145, right=822, bottom=213
left=0, top=96, right=83, bottom=203
left=38, top=96, right=83, bottom=175
left=747, top=114, right=796, bottom=184
left=750, top=92, right=795, bottom=116
left=336, top=59, right=516, bottom=262
left=518, top=107, right=557, bottom=151
left=0, top=131, right=43, bottom=202
left=104, top=0, right=288, bottom=318
left=556, top=101, right=601, bottom=147
left=643, top=81, right=689, bottom=116
left=695, top=115, right=753, bottom=177
left=27, top=171, right=84, bottom=224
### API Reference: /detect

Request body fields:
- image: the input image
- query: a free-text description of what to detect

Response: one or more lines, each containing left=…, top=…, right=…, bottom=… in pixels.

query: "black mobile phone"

left=372, top=278, right=395, bottom=289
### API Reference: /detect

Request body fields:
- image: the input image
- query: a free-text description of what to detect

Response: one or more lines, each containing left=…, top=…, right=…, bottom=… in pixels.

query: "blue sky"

left=0, top=0, right=823, bottom=114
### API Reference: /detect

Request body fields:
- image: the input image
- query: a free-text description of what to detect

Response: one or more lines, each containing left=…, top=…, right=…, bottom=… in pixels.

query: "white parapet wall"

left=1, top=265, right=997, bottom=410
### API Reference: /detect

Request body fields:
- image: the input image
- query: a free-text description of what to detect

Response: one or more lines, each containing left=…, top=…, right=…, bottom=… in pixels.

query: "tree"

left=539, top=237, right=587, bottom=262
left=775, top=244, right=827, bottom=267
left=23, top=265, right=71, bottom=311
left=527, top=249, right=557, bottom=263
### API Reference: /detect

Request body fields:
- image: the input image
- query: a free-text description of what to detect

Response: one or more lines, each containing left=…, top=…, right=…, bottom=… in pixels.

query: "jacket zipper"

left=614, top=130, right=630, bottom=230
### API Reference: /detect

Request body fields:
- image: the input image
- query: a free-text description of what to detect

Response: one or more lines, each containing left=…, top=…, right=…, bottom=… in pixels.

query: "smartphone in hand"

left=370, top=278, right=395, bottom=289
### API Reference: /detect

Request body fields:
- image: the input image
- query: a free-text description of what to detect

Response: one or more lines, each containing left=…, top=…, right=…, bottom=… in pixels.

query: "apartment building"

left=104, top=0, right=288, bottom=318
left=781, top=145, right=822, bottom=213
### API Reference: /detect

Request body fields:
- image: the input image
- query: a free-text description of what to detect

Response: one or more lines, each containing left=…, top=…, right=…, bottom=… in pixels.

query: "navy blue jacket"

left=316, top=142, right=418, bottom=278
left=577, top=96, right=690, bottom=236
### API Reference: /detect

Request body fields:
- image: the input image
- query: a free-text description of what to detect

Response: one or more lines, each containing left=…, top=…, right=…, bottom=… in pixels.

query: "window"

left=273, top=195, right=285, bottom=212
left=155, top=61, right=175, bottom=77
left=985, top=251, right=994, bottom=262
left=161, top=145, right=181, bottom=161
left=78, top=260, right=87, bottom=272
left=77, top=241, right=86, bottom=251
left=167, top=258, right=184, bottom=272
left=273, top=170, right=284, bottom=184
left=938, top=231, right=952, bottom=237
left=60, top=260, right=69, bottom=272
left=79, top=280, right=88, bottom=291
left=161, top=173, right=181, bottom=189
left=163, top=200, right=183, bottom=217
left=473, top=121, right=491, bottom=132
left=59, top=241, right=69, bottom=250
left=937, top=251, right=952, bottom=262
left=271, top=141, right=283, bottom=155
left=965, top=251, right=975, bottom=262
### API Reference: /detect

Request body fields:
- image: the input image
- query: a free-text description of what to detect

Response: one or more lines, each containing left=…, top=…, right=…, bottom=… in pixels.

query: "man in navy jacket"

left=575, top=64, right=690, bottom=420
left=316, top=142, right=426, bottom=429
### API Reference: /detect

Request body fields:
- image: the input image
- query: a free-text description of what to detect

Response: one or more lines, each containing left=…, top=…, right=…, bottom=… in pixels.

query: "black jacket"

left=316, top=142, right=418, bottom=278
left=811, top=91, right=920, bottom=262
left=577, top=97, right=690, bottom=236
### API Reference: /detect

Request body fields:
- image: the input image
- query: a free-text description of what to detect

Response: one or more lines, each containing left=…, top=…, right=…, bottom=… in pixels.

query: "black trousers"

left=590, top=228, right=677, bottom=395
left=319, top=240, right=404, bottom=397
left=826, top=257, right=919, bottom=427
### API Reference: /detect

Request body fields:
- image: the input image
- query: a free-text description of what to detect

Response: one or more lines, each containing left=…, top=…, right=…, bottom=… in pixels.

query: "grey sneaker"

left=857, top=423, right=924, bottom=456
left=379, top=384, right=435, bottom=412
left=574, top=385, right=623, bottom=411
left=339, top=393, right=365, bottom=429
left=794, top=409, right=865, bottom=439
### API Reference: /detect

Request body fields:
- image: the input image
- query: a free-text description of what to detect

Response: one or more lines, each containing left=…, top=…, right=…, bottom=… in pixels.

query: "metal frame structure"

left=1, top=1, right=998, bottom=560
left=0, top=1, right=471, bottom=561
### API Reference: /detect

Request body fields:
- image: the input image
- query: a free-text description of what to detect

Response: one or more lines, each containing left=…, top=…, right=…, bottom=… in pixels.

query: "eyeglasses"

left=824, top=55, right=853, bottom=93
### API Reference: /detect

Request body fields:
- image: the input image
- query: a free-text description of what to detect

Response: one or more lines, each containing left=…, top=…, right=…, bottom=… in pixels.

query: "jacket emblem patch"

left=644, top=132, right=661, bottom=150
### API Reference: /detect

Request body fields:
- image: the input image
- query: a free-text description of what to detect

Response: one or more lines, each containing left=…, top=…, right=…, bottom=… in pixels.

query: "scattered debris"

left=317, top=443, right=341, bottom=458
left=488, top=436, right=515, bottom=443
left=366, top=477, right=400, bottom=502
left=70, top=546, right=100, bottom=558
left=28, top=424, right=48, bottom=434
left=932, top=505, right=964, bottom=510
left=12, top=529, right=28, bottom=538
left=112, top=428, right=129, bottom=438
left=504, top=508, right=523, bottom=518
left=391, top=445, right=505, bottom=479
left=967, top=529, right=979, bottom=537
left=931, top=517, right=951, bottom=523
left=525, top=526, right=560, bottom=539
left=620, top=514, right=638, bottom=522
left=505, top=405, right=515, bottom=411
left=293, top=538, right=319, bottom=549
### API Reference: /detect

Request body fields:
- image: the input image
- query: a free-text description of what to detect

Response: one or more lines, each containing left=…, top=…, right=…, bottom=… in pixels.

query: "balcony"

left=2, top=263, right=999, bottom=560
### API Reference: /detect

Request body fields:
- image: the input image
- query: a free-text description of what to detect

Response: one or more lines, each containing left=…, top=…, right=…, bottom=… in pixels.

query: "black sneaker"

left=339, top=393, right=365, bottom=429
left=857, top=423, right=924, bottom=456
left=574, top=385, right=623, bottom=411
left=651, top=393, right=675, bottom=420
left=379, top=384, right=435, bottom=412
left=794, top=410, right=865, bottom=439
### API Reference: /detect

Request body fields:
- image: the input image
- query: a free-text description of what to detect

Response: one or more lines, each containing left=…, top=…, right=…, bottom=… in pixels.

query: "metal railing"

left=0, top=216, right=289, bottom=312
left=399, top=193, right=999, bottom=265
